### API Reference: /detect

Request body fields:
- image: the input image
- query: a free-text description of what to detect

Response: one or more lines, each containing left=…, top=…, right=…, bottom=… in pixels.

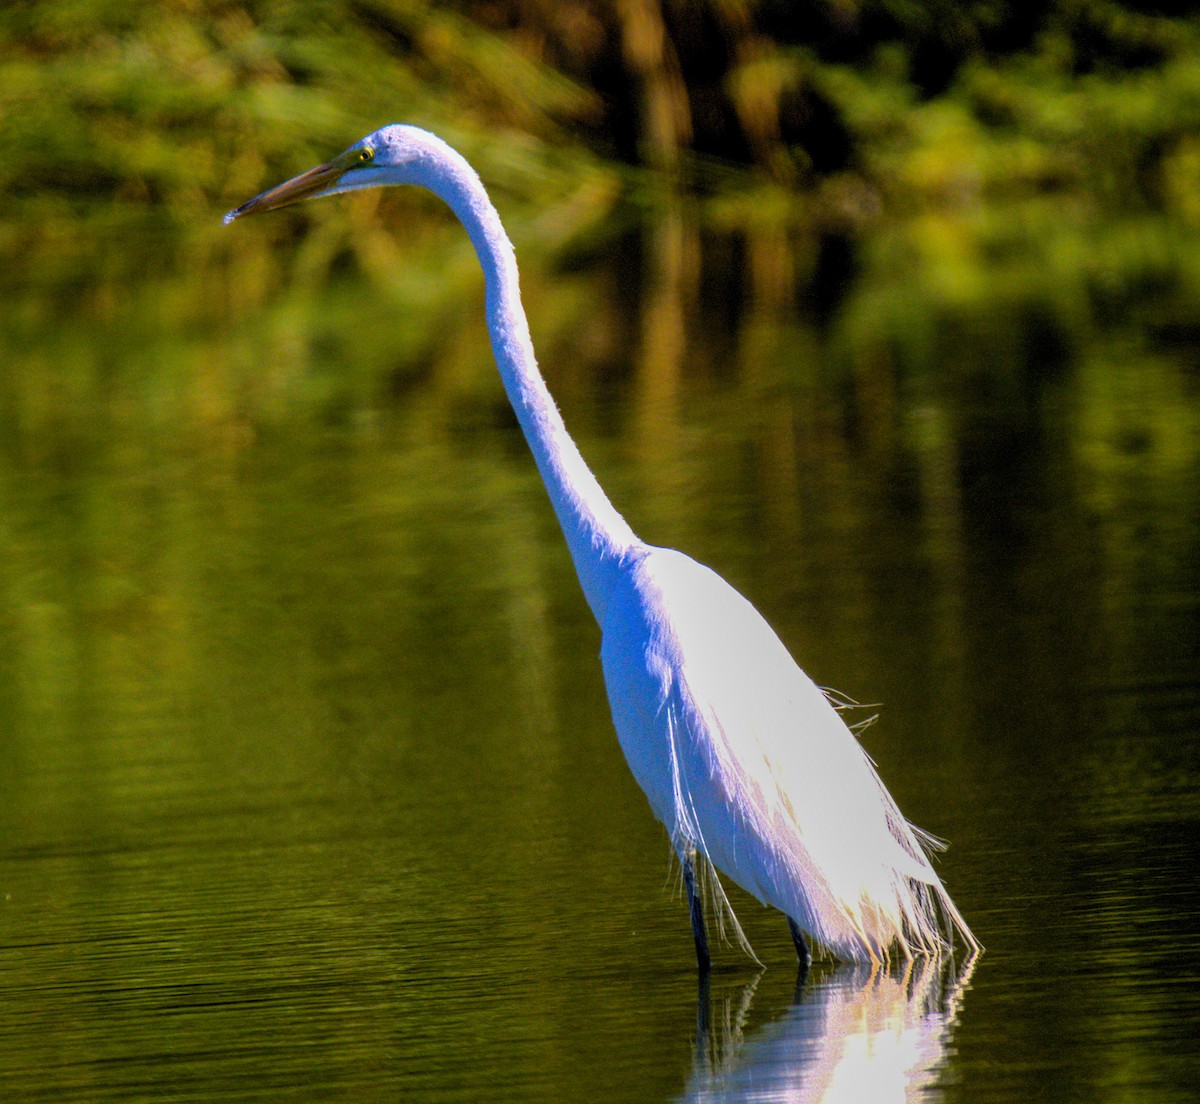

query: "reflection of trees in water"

left=682, top=956, right=977, bottom=1104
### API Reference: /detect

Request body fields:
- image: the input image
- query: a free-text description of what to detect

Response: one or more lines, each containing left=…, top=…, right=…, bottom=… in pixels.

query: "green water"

left=1, top=199, right=1198, bottom=1101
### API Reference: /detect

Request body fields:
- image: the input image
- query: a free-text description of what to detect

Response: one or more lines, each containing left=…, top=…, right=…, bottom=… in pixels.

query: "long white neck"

left=407, top=141, right=641, bottom=624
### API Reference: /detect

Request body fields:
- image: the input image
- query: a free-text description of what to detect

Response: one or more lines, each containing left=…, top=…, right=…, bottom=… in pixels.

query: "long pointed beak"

left=223, top=159, right=345, bottom=224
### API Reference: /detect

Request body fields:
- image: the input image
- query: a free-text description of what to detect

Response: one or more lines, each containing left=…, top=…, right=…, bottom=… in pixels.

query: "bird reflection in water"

left=685, top=955, right=978, bottom=1103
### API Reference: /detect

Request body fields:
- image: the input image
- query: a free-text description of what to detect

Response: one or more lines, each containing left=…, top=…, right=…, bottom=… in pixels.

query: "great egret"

left=225, top=125, right=980, bottom=969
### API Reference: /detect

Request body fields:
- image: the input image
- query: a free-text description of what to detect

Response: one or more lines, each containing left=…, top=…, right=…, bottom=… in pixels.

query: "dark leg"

left=684, top=852, right=710, bottom=973
left=788, top=916, right=812, bottom=983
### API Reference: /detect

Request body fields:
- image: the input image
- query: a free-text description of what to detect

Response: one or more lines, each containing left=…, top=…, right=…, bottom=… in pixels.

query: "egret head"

left=223, top=124, right=437, bottom=224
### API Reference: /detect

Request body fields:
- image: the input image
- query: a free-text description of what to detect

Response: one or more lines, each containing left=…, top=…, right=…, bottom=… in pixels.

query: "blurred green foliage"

left=3, top=0, right=1200, bottom=432
left=5, top=1, right=1200, bottom=219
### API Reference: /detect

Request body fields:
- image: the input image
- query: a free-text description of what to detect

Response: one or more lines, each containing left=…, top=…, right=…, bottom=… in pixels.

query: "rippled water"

left=2, top=211, right=1198, bottom=1101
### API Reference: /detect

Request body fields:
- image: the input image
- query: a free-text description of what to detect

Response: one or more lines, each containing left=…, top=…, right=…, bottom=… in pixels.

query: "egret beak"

left=223, top=158, right=345, bottom=224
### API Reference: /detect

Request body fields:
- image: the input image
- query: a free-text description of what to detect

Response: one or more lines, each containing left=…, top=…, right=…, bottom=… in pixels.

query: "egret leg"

left=788, top=916, right=812, bottom=978
left=683, top=852, right=710, bottom=972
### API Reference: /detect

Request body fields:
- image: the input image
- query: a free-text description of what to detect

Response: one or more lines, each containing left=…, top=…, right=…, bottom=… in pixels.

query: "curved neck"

left=408, top=143, right=641, bottom=623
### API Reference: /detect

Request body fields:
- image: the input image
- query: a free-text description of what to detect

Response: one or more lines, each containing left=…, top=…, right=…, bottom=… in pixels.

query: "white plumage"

left=602, top=547, right=977, bottom=963
left=226, top=124, right=980, bottom=967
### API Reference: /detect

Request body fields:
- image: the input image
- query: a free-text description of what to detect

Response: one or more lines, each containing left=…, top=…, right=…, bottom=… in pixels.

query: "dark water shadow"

left=681, top=955, right=978, bottom=1102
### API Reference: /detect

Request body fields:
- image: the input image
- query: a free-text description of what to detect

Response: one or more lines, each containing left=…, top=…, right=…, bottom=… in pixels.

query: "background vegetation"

left=5, top=1, right=1200, bottom=404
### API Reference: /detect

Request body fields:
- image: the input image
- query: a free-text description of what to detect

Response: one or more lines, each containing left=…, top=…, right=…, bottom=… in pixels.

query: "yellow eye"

left=356, top=147, right=374, bottom=165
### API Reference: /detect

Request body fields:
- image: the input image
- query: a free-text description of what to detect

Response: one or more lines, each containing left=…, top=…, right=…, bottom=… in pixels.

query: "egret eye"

left=356, top=147, right=374, bottom=165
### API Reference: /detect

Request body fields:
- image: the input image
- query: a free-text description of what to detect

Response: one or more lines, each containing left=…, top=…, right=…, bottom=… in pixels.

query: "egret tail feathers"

left=864, top=754, right=982, bottom=958
left=664, top=656, right=979, bottom=964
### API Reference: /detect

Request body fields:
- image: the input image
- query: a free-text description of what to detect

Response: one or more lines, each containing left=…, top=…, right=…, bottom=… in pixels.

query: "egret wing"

left=601, top=547, right=976, bottom=962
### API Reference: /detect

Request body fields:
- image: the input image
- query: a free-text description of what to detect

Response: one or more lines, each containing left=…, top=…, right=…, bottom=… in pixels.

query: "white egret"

left=225, top=125, right=980, bottom=969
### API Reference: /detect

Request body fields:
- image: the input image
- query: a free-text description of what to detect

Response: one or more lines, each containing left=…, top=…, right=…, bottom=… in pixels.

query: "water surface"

left=1, top=206, right=1197, bottom=1101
